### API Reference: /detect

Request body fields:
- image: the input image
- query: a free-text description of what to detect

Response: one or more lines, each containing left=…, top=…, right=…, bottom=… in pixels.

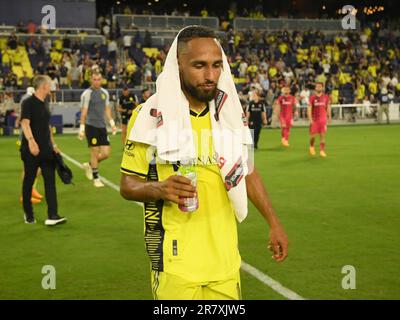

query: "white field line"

left=61, top=152, right=306, bottom=300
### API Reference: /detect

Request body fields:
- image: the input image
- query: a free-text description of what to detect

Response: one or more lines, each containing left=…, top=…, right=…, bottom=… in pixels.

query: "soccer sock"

left=320, top=143, right=326, bottom=151
left=310, top=137, right=315, bottom=147
left=285, top=128, right=290, bottom=141
left=92, top=168, right=99, bottom=180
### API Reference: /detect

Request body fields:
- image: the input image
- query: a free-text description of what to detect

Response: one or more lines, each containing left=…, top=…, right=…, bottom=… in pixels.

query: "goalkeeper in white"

left=78, top=72, right=117, bottom=187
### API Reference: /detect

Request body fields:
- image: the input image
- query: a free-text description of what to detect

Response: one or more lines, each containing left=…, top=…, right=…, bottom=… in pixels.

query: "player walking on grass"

left=20, top=75, right=66, bottom=226
left=78, top=72, right=117, bottom=187
left=308, top=82, right=332, bottom=157
left=18, top=87, right=43, bottom=204
left=245, top=90, right=267, bottom=149
left=120, top=26, right=288, bottom=300
left=274, top=85, right=298, bottom=147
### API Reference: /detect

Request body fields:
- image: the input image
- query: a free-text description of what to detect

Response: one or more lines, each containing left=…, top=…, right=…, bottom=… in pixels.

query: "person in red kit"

left=274, top=85, right=298, bottom=147
left=308, top=82, right=332, bottom=157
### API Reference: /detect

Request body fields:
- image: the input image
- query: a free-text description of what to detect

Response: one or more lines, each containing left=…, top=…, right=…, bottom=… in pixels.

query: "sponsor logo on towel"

left=150, top=108, right=164, bottom=128
left=224, top=157, right=244, bottom=191
left=214, top=89, right=228, bottom=121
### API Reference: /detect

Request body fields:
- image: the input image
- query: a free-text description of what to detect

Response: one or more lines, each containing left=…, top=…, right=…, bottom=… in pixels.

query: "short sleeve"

left=262, top=102, right=267, bottom=112
left=105, top=91, right=110, bottom=106
left=120, top=105, right=152, bottom=178
left=120, top=141, right=152, bottom=178
left=80, top=90, right=91, bottom=109
left=20, top=99, right=31, bottom=121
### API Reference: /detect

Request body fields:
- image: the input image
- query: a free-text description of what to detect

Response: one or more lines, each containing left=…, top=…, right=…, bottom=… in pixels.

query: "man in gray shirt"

left=78, top=72, right=117, bottom=187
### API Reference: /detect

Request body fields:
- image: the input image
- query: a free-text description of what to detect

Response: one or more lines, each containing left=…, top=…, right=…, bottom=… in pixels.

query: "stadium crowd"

left=1, top=15, right=399, bottom=125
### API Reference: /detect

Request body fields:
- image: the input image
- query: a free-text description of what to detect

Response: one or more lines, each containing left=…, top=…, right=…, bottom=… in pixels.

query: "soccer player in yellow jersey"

left=120, top=26, right=288, bottom=300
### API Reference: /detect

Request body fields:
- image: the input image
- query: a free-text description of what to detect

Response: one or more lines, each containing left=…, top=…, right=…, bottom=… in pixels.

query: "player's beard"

left=181, top=77, right=217, bottom=103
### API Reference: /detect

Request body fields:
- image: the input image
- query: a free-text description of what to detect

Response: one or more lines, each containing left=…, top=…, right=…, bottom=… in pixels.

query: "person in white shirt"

left=238, top=60, right=248, bottom=78
left=49, top=77, right=58, bottom=103
left=123, top=34, right=132, bottom=52
left=299, top=87, right=311, bottom=118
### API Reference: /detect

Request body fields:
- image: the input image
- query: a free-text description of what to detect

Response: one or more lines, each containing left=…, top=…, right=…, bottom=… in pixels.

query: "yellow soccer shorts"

left=151, top=270, right=242, bottom=300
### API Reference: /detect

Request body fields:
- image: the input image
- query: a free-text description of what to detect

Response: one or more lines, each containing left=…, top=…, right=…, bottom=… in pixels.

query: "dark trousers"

left=250, top=124, right=262, bottom=148
left=22, top=152, right=58, bottom=218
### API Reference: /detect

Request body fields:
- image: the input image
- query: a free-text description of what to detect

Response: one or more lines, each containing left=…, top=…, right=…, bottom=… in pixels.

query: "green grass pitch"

left=0, top=124, right=399, bottom=300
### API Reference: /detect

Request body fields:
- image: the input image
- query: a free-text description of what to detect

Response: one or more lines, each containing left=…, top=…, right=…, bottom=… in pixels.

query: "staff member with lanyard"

left=20, top=75, right=67, bottom=226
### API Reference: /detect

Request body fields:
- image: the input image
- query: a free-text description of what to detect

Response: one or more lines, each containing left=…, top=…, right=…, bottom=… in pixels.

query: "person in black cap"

left=20, top=75, right=67, bottom=226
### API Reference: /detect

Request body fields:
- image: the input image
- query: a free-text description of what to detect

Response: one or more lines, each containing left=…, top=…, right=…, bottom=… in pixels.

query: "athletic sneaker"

left=20, top=196, right=41, bottom=204
left=32, top=188, right=43, bottom=199
left=82, top=162, right=93, bottom=180
left=320, top=150, right=327, bottom=158
left=24, top=214, right=36, bottom=224
left=93, top=178, right=104, bottom=188
left=309, top=146, right=316, bottom=156
left=45, top=215, right=67, bottom=226
left=281, top=139, right=290, bottom=147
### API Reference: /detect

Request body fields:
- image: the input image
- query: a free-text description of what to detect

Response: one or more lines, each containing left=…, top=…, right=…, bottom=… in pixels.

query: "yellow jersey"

left=121, top=104, right=241, bottom=283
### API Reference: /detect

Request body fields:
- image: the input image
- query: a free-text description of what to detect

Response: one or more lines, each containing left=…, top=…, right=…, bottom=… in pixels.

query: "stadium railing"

left=0, top=25, right=16, bottom=33
left=233, top=17, right=360, bottom=32
left=120, top=28, right=228, bottom=46
left=53, top=28, right=101, bottom=35
left=330, top=103, right=400, bottom=121
left=0, top=32, right=105, bottom=45
left=113, top=14, right=219, bottom=31
left=0, top=26, right=101, bottom=35
left=331, top=103, right=374, bottom=119
left=0, top=88, right=144, bottom=104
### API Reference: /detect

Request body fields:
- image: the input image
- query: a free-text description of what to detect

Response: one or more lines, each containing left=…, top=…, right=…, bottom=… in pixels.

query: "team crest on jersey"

left=124, top=140, right=136, bottom=157
left=124, top=140, right=135, bottom=151
left=101, top=93, right=106, bottom=100
left=91, top=138, right=97, bottom=145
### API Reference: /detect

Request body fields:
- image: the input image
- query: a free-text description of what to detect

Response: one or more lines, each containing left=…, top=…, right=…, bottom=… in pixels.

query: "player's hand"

left=328, top=117, right=332, bottom=125
left=78, top=130, right=85, bottom=140
left=28, top=139, right=40, bottom=156
left=157, top=175, right=196, bottom=206
left=112, top=126, right=117, bottom=135
left=268, top=224, right=289, bottom=262
left=78, top=124, right=85, bottom=140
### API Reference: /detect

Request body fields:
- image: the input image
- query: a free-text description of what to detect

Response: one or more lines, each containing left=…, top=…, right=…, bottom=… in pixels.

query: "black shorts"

left=85, top=124, right=110, bottom=147
left=121, top=114, right=131, bottom=125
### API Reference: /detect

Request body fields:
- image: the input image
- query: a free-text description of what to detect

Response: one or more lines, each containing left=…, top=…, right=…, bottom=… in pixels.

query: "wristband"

left=109, top=119, right=116, bottom=127
left=79, top=124, right=85, bottom=133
